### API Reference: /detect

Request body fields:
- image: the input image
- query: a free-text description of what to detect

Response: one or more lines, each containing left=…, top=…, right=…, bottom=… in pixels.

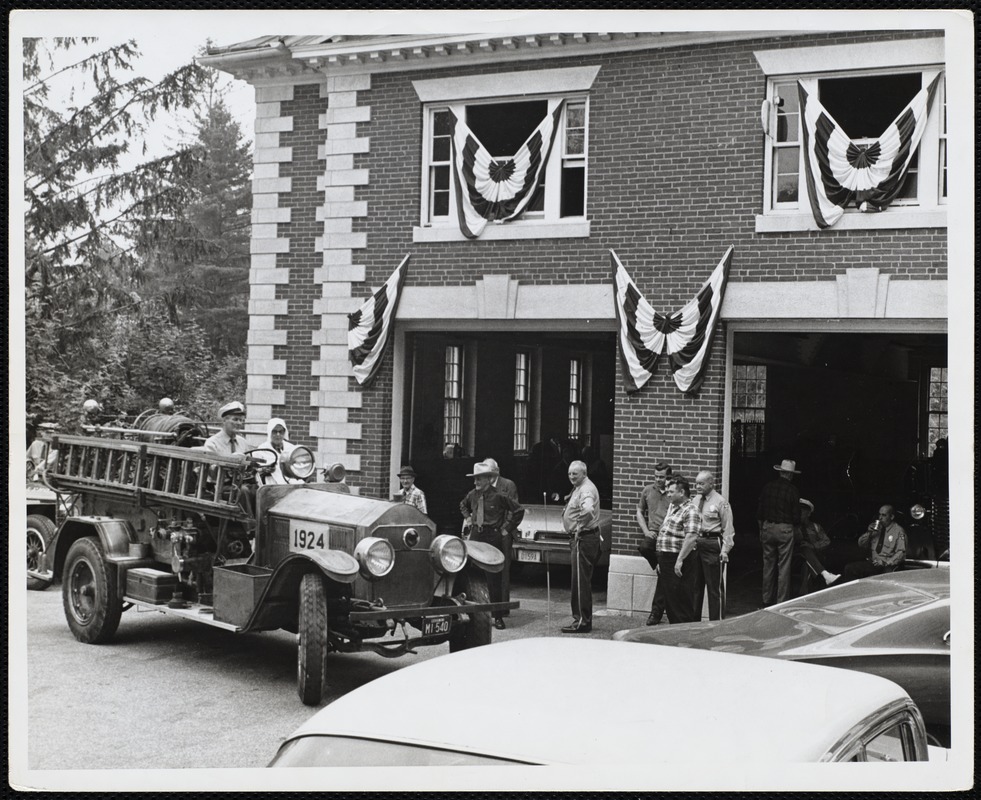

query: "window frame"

left=411, top=65, right=600, bottom=243
left=443, top=344, right=464, bottom=454
left=567, top=356, right=583, bottom=441
left=513, top=350, right=531, bottom=454
left=753, top=38, right=947, bottom=233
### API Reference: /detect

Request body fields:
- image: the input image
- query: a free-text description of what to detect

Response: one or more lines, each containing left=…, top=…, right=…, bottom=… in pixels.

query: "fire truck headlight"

left=354, top=537, right=395, bottom=579
left=430, top=534, right=467, bottom=574
left=910, top=504, right=927, bottom=521
left=282, top=447, right=316, bottom=481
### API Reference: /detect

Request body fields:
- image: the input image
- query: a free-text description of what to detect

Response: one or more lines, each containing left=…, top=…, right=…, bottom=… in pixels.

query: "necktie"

left=229, top=436, right=237, bottom=453
left=475, top=495, right=485, bottom=527
left=875, top=523, right=885, bottom=554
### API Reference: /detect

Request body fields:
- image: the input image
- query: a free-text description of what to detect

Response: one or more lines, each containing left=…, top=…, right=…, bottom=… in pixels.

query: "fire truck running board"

left=125, top=597, right=242, bottom=631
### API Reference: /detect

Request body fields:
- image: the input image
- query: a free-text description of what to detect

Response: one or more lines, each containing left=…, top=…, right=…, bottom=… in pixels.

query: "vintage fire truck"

left=29, top=428, right=514, bottom=704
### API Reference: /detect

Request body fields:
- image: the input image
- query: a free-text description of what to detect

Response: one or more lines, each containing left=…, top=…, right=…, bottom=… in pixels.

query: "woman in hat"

left=395, top=465, right=427, bottom=515
left=258, top=417, right=298, bottom=484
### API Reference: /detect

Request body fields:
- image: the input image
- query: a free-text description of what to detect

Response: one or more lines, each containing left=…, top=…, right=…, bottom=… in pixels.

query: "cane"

left=543, top=491, right=552, bottom=634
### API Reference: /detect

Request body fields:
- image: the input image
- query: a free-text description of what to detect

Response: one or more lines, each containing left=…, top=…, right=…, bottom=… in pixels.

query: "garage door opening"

left=728, top=331, right=948, bottom=553
left=401, top=331, right=616, bottom=535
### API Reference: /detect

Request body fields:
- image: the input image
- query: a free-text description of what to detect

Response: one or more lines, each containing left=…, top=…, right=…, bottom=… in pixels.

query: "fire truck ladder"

left=44, top=435, right=250, bottom=521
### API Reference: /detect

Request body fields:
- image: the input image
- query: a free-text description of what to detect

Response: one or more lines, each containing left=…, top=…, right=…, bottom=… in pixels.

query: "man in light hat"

left=395, top=465, right=428, bottom=515
left=203, top=401, right=248, bottom=463
left=756, top=459, right=802, bottom=606
left=482, top=458, right=518, bottom=614
left=459, top=460, right=525, bottom=630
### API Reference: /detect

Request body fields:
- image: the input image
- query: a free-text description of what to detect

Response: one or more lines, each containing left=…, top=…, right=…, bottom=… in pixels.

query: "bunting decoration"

left=347, top=255, right=410, bottom=387
left=799, top=76, right=940, bottom=228
left=450, top=100, right=566, bottom=239
left=612, top=247, right=733, bottom=395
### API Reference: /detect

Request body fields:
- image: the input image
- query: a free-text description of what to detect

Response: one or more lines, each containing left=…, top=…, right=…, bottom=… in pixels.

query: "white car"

left=269, top=637, right=931, bottom=766
left=511, top=504, right=612, bottom=568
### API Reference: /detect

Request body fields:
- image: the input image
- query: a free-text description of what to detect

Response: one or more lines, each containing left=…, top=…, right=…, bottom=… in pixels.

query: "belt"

left=579, top=527, right=600, bottom=536
left=472, top=525, right=501, bottom=533
left=699, top=533, right=722, bottom=539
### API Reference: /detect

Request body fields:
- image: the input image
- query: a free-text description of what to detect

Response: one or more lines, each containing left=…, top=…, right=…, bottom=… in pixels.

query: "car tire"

left=449, top=570, right=492, bottom=652
left=297, top=572, right=328, bottom=706
left=27, top=514, right=57, bottom=591
left=62, top=537, right=122, bottom=643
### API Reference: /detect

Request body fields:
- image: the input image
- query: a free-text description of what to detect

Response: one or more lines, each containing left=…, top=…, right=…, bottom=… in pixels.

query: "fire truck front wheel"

left=62, top=537, right=123, bottom=644
left=297, top=573, right=328, bottom=706
left=448, top=570, right=492, bottom=652
left=27, top=514, right=57, bottom=590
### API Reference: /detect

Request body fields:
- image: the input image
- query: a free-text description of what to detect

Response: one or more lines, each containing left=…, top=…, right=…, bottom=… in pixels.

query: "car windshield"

left=269, top=735, right=530, bottom=767
left=773, top=580, right=939, bottom=635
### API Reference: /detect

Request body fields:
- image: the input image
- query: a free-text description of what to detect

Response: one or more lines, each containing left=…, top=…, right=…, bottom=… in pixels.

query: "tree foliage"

left=24, top=38, right=250, bottom=429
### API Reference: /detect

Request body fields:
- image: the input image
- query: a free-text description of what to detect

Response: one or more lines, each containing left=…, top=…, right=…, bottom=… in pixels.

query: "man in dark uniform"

left=757, top=459, right=802, bottom=606
left=484, top=458, right=518, bottom=617
left=460, top=461, right=524, bottom=630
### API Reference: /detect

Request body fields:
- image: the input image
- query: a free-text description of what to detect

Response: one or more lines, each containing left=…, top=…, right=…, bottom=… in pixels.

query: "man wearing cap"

left=204, top=402, right=249, bottom=463
left=636, top=460, right=673, bottom=626
left=691, top=470, right=735, bottom=620
left=757, top=459, right=803, bottom=605
left=795, top=498, right=836, bottom=586
left=459, top=461, right=525, bottom=630
left=561, top=460, right=603, bottom=634
left=395, top=465, right=428, bottom=515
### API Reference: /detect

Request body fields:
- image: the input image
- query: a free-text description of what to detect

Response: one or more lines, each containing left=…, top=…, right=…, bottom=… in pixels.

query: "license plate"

left=517, top=549, right=541, bottom=563
left=423, top=616, right=451, bottom=636
left=289, top=522, right=330, bottom=553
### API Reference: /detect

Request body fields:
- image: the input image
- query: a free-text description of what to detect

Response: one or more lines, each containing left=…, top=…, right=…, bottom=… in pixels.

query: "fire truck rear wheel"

left=27, top=514, right=57, bottom=591
left=62, top=537, right=122, bottom=643
left=448, top=570, right=492, bottom=652
left=297, top=573, right=328, bottom=706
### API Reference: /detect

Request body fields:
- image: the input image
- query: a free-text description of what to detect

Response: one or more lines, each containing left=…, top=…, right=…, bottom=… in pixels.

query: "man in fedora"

left=395, top=465, right=428, bottom=515
left=757, top=459, right=803, bottom=606
left=482, top=458, right=518, bottom=615
left=459, top=461, right=524, bottom=630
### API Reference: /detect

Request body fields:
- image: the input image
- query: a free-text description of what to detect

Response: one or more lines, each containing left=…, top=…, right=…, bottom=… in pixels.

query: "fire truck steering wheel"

left=244, top=448, right=279, bottom=483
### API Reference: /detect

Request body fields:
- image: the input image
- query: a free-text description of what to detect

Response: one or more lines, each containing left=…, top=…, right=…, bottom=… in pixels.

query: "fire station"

left=202, top=27, right=952, bottom=614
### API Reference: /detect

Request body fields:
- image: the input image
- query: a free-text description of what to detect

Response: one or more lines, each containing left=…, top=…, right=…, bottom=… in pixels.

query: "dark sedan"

left=614, top=570, right=950, bottom=745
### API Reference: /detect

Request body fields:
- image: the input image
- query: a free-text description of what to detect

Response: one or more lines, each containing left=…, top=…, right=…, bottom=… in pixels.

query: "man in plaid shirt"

left=656, top=476, right=701, bottom=624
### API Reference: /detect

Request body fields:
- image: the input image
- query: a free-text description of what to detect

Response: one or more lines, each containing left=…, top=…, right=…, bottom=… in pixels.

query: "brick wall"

left=271, top=29, right=946, bottom=548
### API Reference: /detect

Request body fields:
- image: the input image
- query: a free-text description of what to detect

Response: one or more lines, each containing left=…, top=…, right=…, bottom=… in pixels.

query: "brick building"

left=202, top=30, right=949, bottom=614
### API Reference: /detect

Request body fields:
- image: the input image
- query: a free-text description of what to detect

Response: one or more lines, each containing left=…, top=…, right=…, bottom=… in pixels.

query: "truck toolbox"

left=213, top=564, right=273, bottom=626
left=125, top=567, right=178, bottom=604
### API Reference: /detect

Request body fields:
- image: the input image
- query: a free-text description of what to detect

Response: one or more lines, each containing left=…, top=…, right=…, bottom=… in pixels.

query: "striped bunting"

left=612, top=247, right=733, bottom=395
left=799, top=76, right=940, bottom=228
left=450, top=100, right=565, bottom=239
left=347, top=255, right=410, bottom=387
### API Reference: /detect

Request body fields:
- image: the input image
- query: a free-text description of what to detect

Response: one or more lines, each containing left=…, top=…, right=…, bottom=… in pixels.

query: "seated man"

left=794, top=498, right=837, bottom=587
left=827, top=505, right=906, bottom=585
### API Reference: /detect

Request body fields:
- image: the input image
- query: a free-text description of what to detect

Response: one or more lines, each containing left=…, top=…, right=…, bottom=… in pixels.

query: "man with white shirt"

left=561, top=460, right=602, bottom=634
left=691, top=470, right=735, bottom=620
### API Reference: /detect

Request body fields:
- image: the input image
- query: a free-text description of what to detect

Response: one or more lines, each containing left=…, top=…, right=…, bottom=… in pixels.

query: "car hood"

left=615, top=571, right=950, bottom=657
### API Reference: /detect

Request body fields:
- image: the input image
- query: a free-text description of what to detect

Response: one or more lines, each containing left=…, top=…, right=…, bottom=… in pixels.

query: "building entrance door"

left=401, top=330, right=615, bottom=534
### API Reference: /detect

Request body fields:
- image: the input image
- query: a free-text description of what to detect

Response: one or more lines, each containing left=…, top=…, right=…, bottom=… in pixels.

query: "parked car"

left=511, top=504, right=612, bottom=568
left=269, top=637, right=933, bottom=767
left=614, top=570, right=950, bottom=745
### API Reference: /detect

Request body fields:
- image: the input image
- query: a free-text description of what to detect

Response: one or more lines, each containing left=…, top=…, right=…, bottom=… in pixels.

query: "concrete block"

left=255, top=101, right=282, bottom=119
left=310, top=390, right=362, bottom=409
left=249, top=268, right=290, bottom=285
left=246, top=329, right=288, bottom=345
left=606, top=571, right=634, bottom=613
left=323, top=137, right=370, bottom=156
left=251, top=193, right=280, bottom=209
left=310, top=421, right=362, bottom=440
left=250, top=253, right=279, bottom=269
left=247, top=359, right=288, bottom=376
left=248, top=299, right=289, bottom=315
left=252, top=207, right=291, bottom=224
left=245, top=388, right=286, bottom=405
left=252, top=162, right=281, bottom=180
left=326, top=297, right=362, bottom=314
left=322, top=106, right=371, bottom=125
left=311, top=358, right=353, bottom=376
left=632, top=574, right=656, bottom=611
left=250, top=238, right=290, bottom=255
left=323, top=186, right=356, bottom=202
left=323, top=169, right=370, bottom=187
left=252, top=177, right=292, bottom=194
left=315, top=264, right=365, bottom=283
left=320, top=153, right=356, bottom=171
left=247, top=374, right=274, bottom=390
left=319, top=283, right=352, bottom=299
left=255, top=116, right=294, bottom=133
left=325, top=73, right=371, bottom=93
left=317, top=377, right=350, bottom=392
left=256, top=84, right=295, bottom=103
left=254, top=132, right=281, bottom=150
left=323, top=232, right=367, bottom=250
left=254, top=147, right=293, bottom=164
left=322, top=249, right=355, bottom=266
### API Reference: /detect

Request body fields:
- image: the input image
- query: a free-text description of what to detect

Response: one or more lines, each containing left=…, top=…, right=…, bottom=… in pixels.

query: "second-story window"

left=567, top=358, right=582, bottom=440
left=443, top=345, right=463, bottom=452
left=423, top=97, right=588, bottom=227
left=513, top=351, right=530, bottom=453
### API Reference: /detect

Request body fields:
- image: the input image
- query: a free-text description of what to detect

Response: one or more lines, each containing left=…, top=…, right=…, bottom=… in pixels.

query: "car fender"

left=49, top=516, right=138, bottom=579
left=464, top=540, right=505, bottom=573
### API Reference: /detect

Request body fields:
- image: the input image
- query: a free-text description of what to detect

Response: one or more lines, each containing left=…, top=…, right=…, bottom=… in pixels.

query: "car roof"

left=285, top=638, right=911, bottom=764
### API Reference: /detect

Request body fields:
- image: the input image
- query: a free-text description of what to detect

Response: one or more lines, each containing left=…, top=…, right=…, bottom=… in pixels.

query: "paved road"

left=22, top=574, right=646, bottom=772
